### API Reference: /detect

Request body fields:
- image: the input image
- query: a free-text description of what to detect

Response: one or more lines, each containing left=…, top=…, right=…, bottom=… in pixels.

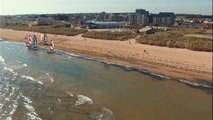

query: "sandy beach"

left=0, top=28, right=212, bottom=82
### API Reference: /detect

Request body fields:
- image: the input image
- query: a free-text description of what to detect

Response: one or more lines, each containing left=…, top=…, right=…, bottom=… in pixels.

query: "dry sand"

left=0, top=28, right=212, bottom=82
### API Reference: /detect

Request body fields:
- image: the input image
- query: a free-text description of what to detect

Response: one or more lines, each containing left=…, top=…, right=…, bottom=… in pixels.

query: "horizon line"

left=1, top=12, right=212, bottom=16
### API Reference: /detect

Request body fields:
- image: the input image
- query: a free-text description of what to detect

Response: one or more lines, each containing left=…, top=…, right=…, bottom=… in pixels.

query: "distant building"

left=99, top=12, right=106, bottom=21
left=84, top=21, right=120, bottom=29
left=149, top=12, right=175, bottom=26
left=149, top=14, right=160, bottom=25
left=129, top=13, right=137, bottom=25
left=135, top=9, right=149, bottom=25
left=159, top=12, right=175, bottom=25
left=108, top=14, right=115, bottom=21
left=37, top=16, right=53, bottom=25
left=37, top=16, right=53, bottom=22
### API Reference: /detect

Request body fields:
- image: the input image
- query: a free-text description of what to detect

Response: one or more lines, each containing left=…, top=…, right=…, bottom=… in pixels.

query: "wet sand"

left=0, top=28, right=212, bottom=82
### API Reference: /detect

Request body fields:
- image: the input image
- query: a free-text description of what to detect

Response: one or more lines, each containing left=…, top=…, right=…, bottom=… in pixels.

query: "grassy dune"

left=82, top=31, right=137, bottom=41
left=0, top=23, right=87, bottom=36
left=136, top=28, right=212, bottom=52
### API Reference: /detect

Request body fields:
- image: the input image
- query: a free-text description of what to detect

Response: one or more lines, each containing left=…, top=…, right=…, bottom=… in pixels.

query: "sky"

left=0, top=0, right=212, bottom=15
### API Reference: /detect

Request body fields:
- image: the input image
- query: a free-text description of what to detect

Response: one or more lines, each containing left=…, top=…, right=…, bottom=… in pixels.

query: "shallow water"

left=0, top=41, right=212, bottom=120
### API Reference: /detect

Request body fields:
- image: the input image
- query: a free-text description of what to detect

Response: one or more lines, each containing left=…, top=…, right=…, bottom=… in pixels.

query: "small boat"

left=26, top=34, right=39, bottom=50
left=31, top=46, right=39, bottom=50
left=26, top=44, right=31, bottom=48
left=47, top=50, right=56, bottom=54
left=42, top=33, right=49, bottom=45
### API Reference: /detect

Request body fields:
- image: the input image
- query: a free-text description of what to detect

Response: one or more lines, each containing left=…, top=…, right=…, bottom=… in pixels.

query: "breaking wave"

left=21, top=75, right=43, bottom=85
left=75, top=94, right=93, bottom=106
left=88, top=107, right=115, bottom=120
left=0, top=56, right=6, bottom=65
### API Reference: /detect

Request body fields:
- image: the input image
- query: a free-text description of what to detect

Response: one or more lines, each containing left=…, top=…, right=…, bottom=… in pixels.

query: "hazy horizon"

left=0, top=0, right=212, bottom=15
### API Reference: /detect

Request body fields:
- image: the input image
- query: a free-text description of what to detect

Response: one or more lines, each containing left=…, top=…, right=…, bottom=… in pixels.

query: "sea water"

left=0, top=41, right=212, bottom=120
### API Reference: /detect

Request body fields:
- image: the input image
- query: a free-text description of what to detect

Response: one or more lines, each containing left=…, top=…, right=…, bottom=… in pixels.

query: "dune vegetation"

left=82, top=31, right=137, bottom=41
left=136, top=28, right=212, bottom=52
left=0, top=22, right=87, bottom=36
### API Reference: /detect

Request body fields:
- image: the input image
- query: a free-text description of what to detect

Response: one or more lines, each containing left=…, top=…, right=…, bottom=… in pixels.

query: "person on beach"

left=48, top=40, right=55, bottom=51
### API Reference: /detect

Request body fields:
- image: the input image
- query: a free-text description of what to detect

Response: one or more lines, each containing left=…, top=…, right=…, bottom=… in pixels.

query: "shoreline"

left=0, top=28, right=212, bottom=83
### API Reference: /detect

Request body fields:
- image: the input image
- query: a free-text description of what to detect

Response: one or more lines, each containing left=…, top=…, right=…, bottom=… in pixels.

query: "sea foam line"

left=45, top=73, right=54, bottom=83
left=8, top=63, right=28, bottom=70
left=21, top=76, right=43, bottom=85
left=3, top=67, right=18, bottom=76
left=178, top=79, right=212, bottom=89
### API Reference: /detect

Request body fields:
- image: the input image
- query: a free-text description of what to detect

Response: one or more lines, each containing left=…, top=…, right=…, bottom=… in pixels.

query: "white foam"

left=23, top=64, right=28, bottom=67
left=83, top=57, right=94, bottom=60
left=88, top=107, right=114, bottom=120
left=139, top=69, right=149, bottom=73
left=0, top=87, right=19, bottom=119
left=45, top=73, right=54, bottom=83
left=100, top=107, right=114, bottom=119
left=179, top=79, right=212, bottom=89
left=101, top=107, right=114, bottom=116
left=8, top=64, right=27, bottom=70
left=65, top=91, right=74, bottom=97
left=58, top=99, right=61, bottom=103
left=99, top=60, right=112, bottom=64
left=20, top=94, right=42, bottom=120
left=3, top=67, right=18, bottom=76
left=68, top=53, right=81, bottom=57
left=149, top=72, right=170, bottom=79
left=6, top=117, right=12, bottom=120
left=0, top=56, right=5, bottom=63
left=21, top=75, right=43, bottom=85
left=75, top=95, right=93, bottom=106
left=8, top=98, right=18, bottom=118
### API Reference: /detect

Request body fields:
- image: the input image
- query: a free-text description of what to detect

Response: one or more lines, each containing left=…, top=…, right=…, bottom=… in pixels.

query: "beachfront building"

left=84, top=21, right=120, bottom=29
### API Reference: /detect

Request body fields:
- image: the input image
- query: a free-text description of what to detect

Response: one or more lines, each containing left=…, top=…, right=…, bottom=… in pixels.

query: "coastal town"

left=0, top=9, right=212, bottom=29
